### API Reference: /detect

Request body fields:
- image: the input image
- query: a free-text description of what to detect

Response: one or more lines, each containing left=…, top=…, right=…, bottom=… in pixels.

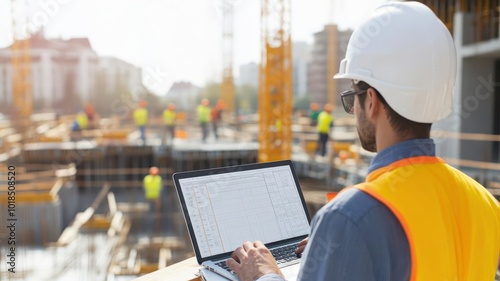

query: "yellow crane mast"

left=10, top=0, right=33, bottom=119
left=220, top=0, right=235, bottom=114
left=258, top=0, right=293, bottom=162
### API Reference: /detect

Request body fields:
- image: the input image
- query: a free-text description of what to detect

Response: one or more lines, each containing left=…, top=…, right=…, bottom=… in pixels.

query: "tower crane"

left=10, top=0, right=33, bottom=119
left=220, top=0, right=235, bottom=114
left=258, top=0, right=293, bottom=162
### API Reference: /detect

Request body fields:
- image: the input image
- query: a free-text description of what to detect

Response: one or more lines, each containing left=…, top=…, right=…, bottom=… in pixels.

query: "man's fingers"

left=295, top=237, right=309, bottom=254
left=230, top=246, right=245, bottom=262
left=226, top=258, right=241, bottom=272
left=298, top=237, right=308, bottom=247
left=253, top=240, right=266, bottom=249
left=243, top=241, right=254, bottom=251
left=295, top=245, right=306, bottom=254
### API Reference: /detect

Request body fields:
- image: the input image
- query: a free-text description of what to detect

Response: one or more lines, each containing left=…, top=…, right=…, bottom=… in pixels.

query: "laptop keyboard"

left=271, top=243, right=300, bottom=264
left=215, top=243, right=300, bottom=273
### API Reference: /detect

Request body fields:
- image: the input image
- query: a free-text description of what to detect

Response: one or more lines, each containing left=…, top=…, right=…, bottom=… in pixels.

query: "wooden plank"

left=444, top=157, right=500, bottom=171
left=0, top=181, right=57, bottom=192
left=77, top=181, right=174, bottom=188
left=490, top=182, right=500, bottom=189
left=108, top=192, right=117, bottom=216
left=116, top=202, right=149, bottom=213
left=432, top=130, right=500, bottom=142
left=132, top=257, right=201, bottom=281
left=0, top=192, right=56, bottom=203
left=82, top=215, right=112, bottom=229
left=50, top=179, right=64, bottom=196
left=55, top=183, right=110, bottom=246
left=158, top=248, right=172, bottom=269
left=77, top=168, right=174, bottom=176
left=487, top=188, right=500, bottom=196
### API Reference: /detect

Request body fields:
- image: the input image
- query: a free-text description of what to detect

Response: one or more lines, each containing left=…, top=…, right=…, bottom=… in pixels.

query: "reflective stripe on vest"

left=317, top=111, right=332, bottom=133
left=143, top=175, right=162, bottom=200
left=163, top=110, right=176, bottom=125
left=353, top=156, right=500, bottom=280
left=134, top=108, right=148, bottom=126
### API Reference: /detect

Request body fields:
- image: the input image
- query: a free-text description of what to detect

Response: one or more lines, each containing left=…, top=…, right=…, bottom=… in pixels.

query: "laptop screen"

left=175, top=161, right=310, bottom=260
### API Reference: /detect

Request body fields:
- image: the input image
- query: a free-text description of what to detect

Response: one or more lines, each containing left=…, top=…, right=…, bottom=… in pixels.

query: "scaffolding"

left=416, top=0, right=500, bottom=42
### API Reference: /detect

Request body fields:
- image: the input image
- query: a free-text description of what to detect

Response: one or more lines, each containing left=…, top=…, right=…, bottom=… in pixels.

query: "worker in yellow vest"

left=143, top=166, right=163, bottom=232
left=315, top=103, right=333, bottom=159
left=226, top=3, right=500, bottom=281
left=71, top=111, right=88, bottom=132
left=133, top=100, right=148, bottom=144
left=162, top=103, right=176, bottom=144
left=197, top=98, right=211, bottom=142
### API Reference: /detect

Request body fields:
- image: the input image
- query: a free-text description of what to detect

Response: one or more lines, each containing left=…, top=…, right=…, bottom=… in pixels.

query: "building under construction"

left=0, top=0, right=500, bottom=280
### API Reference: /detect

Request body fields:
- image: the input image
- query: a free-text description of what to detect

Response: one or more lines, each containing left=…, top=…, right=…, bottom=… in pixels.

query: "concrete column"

left=433, top=12, right=463, bottom=160
left=79, top=52, right=89, bottom=102
left=40, top=51, right=53, bottom=106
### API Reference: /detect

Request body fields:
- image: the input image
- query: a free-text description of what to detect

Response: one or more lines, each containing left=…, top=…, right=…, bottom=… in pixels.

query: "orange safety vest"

left=353, top=156, right=500, bottom=280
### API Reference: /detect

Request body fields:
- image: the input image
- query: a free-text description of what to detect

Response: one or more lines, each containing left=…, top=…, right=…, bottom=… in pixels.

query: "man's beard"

left=357, top=108, right=377, bottom=152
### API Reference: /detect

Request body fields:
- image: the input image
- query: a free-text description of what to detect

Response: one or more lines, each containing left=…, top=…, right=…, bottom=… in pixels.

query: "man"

left=71, top=111, right=88, bottom=132
left=143, top=166, right=163, bottom=232
left=211, top=99, right=225, bottom=140
left=308, top=102, right=320, bottom=126
left=226, top=2, right=500, bottom=281
left=197, top=98, right=211, bottom=142
left=315, top=103, right=333, bottom=159
left=163, top=103, right=176, bottom=144
left=133, top=100, right=148, bottom=144
left=84, top=102, right=95, bottom=129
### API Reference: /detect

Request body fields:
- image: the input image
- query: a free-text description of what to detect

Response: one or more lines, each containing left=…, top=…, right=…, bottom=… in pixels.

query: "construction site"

left=1, top=0, right=500, bottom=280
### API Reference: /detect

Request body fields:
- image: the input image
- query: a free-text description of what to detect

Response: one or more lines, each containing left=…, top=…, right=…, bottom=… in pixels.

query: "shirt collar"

left=367, top=138, right=436, bottom=174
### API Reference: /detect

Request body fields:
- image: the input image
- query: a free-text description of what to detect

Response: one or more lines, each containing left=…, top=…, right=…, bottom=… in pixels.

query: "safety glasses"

left=340, top=90, right=367, bottom=114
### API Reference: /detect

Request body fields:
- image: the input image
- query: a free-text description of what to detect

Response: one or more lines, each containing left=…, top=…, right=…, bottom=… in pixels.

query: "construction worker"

left=143, top=166, right=163, bottom=231
left=315, top=103, right=333, bottom=159
left=197, top=98, right=211, bottom=142
left=226, top=3, right=500, bottom=281
left=133, top=100, right=148, bottom=144
left=84, top=102, right=95, bottom=129
left=70, top=111, right=88, bottom=132
left=211, top=99, right=225, bottom=140
left=162, top=103, right=176, bottom=144
left=308, top=102, right=320, bottom=126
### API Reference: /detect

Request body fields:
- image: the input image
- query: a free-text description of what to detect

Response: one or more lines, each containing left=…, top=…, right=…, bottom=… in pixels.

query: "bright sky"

left=0, top=0, right=391, bottom=94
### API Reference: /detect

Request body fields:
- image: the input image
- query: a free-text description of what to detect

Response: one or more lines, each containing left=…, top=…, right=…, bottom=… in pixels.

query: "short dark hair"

left=355, top=81, right=431, bottom=138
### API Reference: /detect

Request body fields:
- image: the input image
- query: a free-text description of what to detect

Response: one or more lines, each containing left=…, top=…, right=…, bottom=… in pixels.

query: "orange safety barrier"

left=175, top=130, right=188, bottom=139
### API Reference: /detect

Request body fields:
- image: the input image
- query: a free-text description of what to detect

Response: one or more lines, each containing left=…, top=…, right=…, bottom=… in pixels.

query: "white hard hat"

left=334, top=2, right=456, bottom=123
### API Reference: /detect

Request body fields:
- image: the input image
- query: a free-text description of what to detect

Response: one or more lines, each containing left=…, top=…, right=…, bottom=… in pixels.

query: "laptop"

left=173, top=160, right=311, bottom=281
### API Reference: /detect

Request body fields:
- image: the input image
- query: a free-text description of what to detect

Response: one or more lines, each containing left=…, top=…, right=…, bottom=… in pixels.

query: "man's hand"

left=295, top=237, right=309, bottom=255
left=226, top=241, right=283, bottom=281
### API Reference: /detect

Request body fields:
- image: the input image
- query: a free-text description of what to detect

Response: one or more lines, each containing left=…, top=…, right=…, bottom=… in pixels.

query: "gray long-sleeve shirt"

left=257, top=139, right=444, bottom=281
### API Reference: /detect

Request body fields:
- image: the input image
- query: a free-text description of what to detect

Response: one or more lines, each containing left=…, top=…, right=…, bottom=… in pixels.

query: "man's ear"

left=366, top=88, right=382, bottom=118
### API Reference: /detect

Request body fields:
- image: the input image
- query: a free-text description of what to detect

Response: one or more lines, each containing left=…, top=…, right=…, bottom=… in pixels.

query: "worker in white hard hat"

left=226, top=2, right=500, bottom=281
